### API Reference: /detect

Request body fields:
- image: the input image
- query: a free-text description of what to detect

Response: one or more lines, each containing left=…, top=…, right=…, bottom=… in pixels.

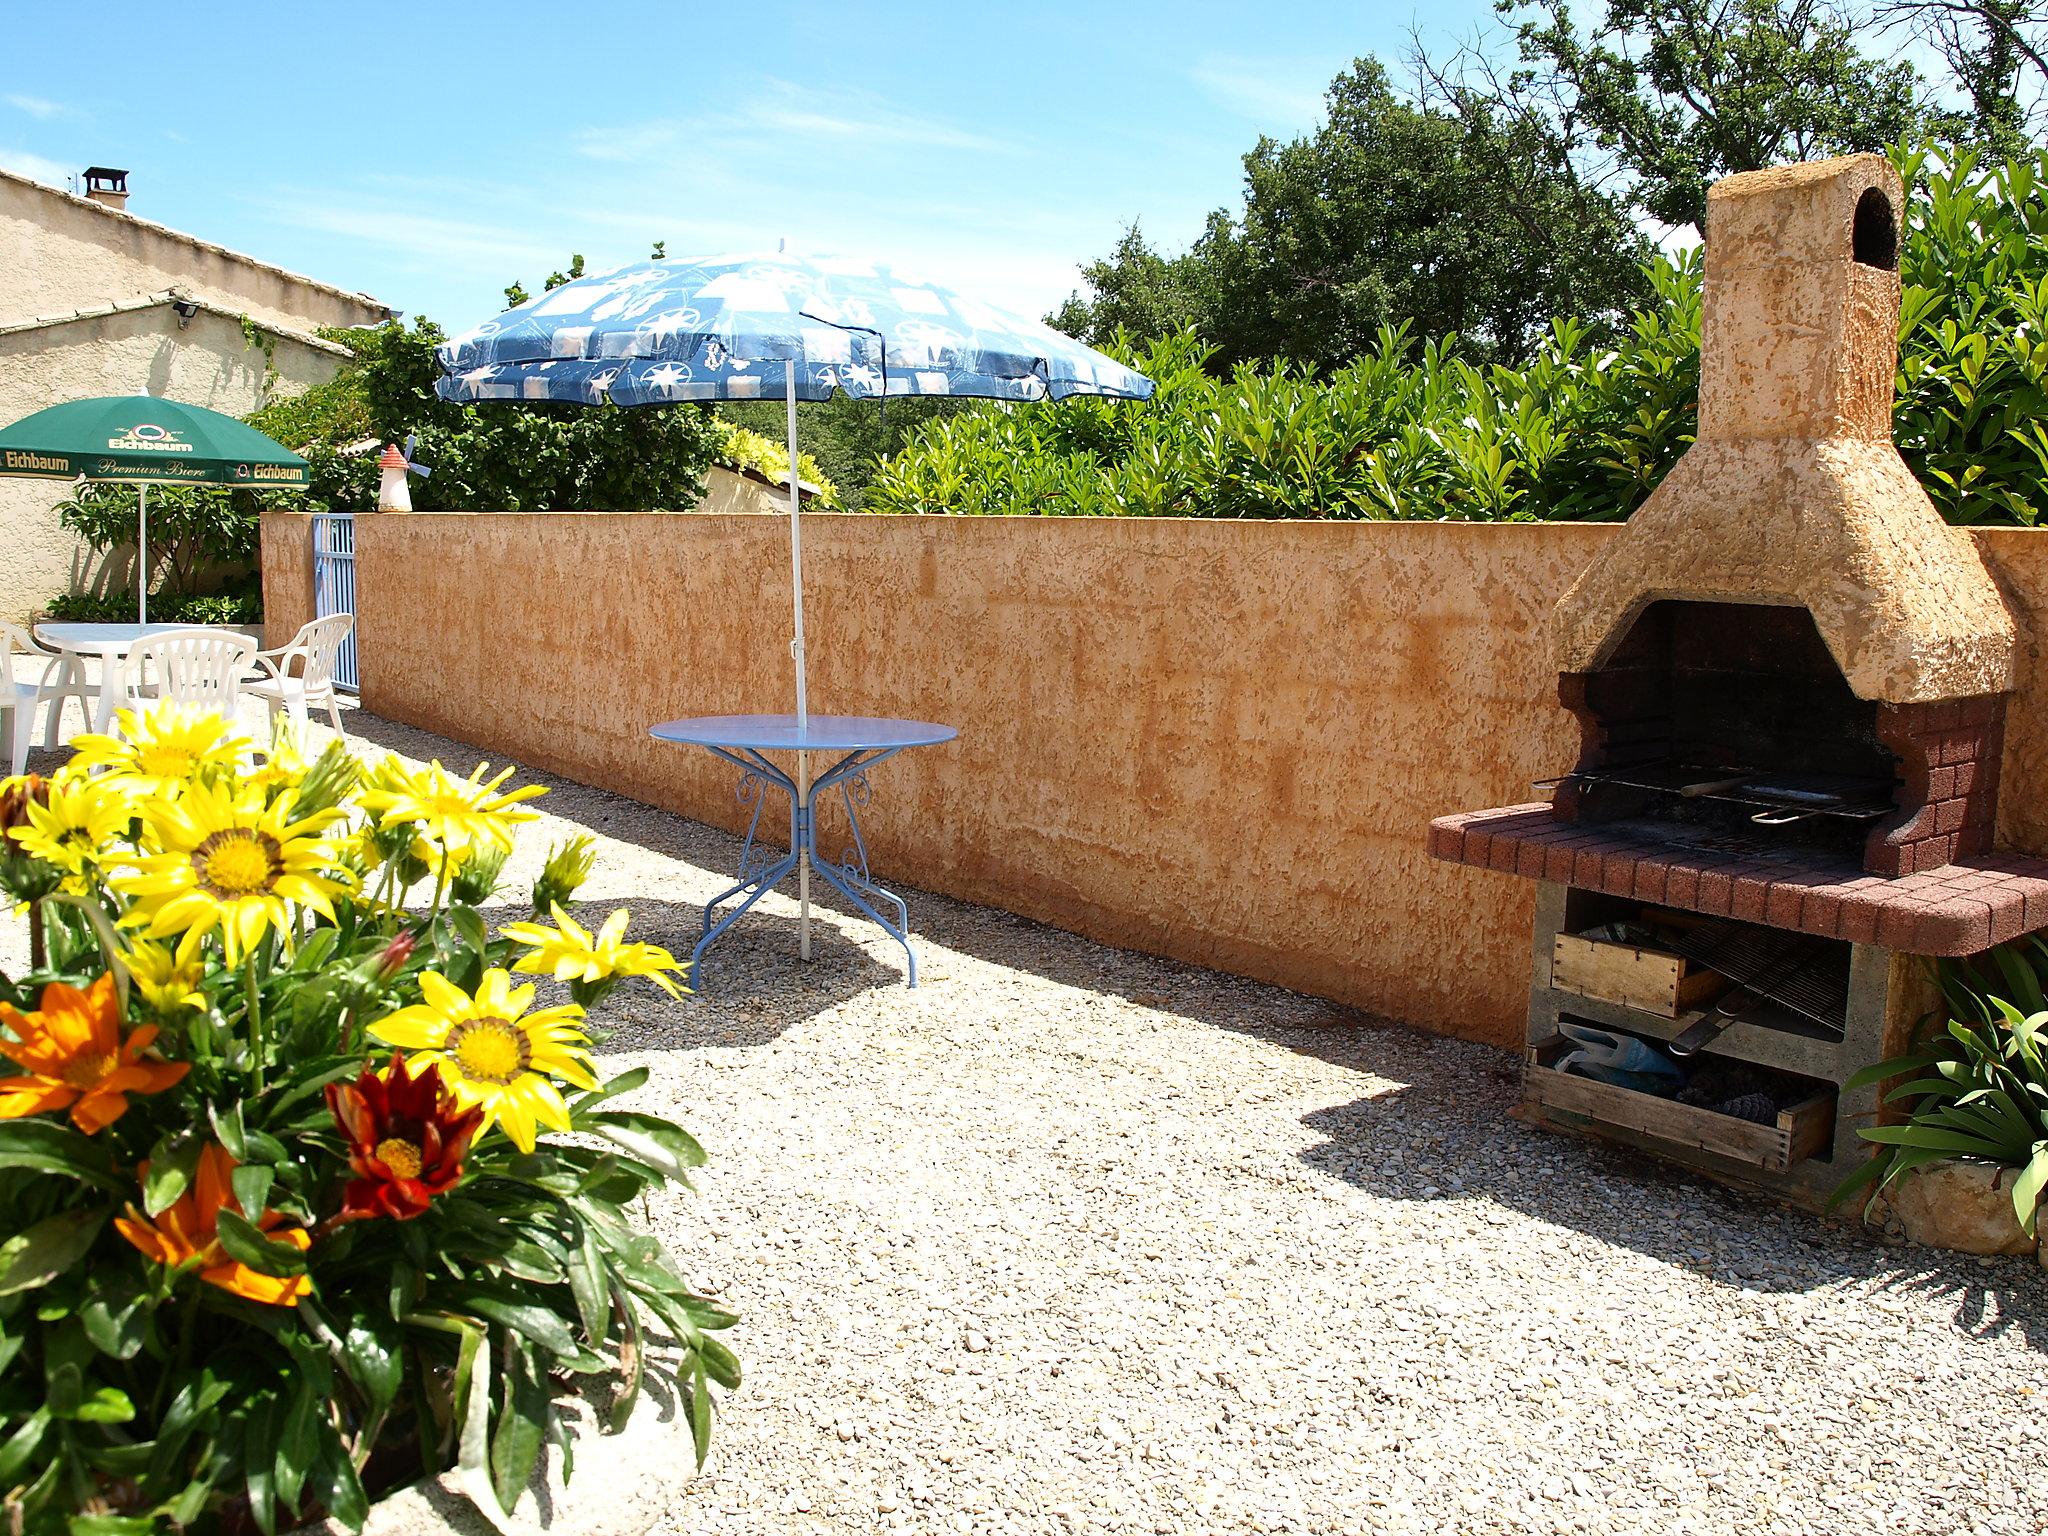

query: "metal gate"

left=311, top=513, right=359, bottom=694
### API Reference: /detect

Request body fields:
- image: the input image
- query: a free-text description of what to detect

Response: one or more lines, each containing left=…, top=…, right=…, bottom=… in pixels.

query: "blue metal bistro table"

left=649, top=714, right=958, bottom=988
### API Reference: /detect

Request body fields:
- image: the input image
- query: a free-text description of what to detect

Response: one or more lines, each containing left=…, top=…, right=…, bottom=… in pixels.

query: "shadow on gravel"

left=344, top=714, right=2048, bottom=1351
left=344, top=711, right=1442, bottom=1069
left=1298, top=1092, right=2048, bottom=1352
left=344, top=712, right=925, bottom=1038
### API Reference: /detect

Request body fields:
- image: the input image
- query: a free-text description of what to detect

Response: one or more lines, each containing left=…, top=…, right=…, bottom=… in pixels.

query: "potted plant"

left=1834, top=950, right=2048, bottom=1255
left=0, top=705, right=734, bottom=1533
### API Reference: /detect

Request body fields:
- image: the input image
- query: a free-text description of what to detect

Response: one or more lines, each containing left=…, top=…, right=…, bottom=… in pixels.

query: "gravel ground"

left=6, top=694, right=2046, bottom=1536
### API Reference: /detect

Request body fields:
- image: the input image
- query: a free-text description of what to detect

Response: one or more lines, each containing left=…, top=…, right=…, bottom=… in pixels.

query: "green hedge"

left=867, top=145, right=2048, bottom=525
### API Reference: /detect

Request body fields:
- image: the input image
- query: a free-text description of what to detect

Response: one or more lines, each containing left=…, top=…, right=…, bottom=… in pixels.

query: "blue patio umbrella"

left=435, top=250, right=1153, bottom=724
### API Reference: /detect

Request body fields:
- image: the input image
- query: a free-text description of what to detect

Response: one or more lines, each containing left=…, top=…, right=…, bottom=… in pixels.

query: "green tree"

left=1502, top=0, right=1928, bottom=229
left=1060, top=60, right=1651, bottom=370
left=1880, top=0, right=2048, bottom=151
left=1048, top=223, right=1219, bottom=346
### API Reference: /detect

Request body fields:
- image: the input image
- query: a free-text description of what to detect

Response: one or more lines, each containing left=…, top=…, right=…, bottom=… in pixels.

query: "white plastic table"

left=36, top=623, right=193, bottom=733
left=650, top=713, right=958, bottom=988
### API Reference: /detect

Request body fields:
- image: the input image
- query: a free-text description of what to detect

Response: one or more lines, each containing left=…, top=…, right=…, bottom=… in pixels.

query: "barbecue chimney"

left=1555, top=156, right=2013, bottom=706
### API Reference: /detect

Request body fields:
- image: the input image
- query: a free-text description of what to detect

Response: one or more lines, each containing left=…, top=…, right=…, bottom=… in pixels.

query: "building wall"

left=0, top=307, right=344, bottom=623
left=0, top=170, right=385, bottom=334
left=264, top=510, right=2048, bottom=1046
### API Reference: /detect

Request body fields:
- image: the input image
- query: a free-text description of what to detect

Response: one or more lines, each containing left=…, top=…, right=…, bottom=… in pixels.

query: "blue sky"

left=2, top=1, right=1499, bottom=328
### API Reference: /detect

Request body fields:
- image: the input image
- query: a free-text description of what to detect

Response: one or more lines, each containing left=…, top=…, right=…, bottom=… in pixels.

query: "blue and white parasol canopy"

left=435, top=251, right=1153, bottom=407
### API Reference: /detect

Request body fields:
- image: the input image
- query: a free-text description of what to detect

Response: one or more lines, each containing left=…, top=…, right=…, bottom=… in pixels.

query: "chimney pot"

left=82, top=165, right=129, bottom=212
left=1697, top=155, right=1902, bottom=443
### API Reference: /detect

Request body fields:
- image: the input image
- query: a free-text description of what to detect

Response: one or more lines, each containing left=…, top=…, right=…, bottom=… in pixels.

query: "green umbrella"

left=0, top=395, right=307, bottom=622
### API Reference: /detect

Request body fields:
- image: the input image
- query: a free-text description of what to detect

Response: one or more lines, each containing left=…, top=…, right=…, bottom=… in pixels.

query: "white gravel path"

left=7, top=697, right=2046, bottom=1536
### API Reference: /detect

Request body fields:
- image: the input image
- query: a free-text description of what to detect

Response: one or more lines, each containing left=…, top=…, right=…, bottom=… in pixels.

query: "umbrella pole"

left=137, top=483, right=148, bottom=625
left=787, top=360, right=811, bottom=961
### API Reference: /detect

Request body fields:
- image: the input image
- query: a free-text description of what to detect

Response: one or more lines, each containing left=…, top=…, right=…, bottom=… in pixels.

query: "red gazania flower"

left=325, top=1054, right=483, bottom=1221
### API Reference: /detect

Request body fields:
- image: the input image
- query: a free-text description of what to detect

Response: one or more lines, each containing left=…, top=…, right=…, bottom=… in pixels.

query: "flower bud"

left=0, top=774, right=48, bottom=834
left=375, top=930, right=418, bottom=981
left=531, top=834, right=596, bottom=915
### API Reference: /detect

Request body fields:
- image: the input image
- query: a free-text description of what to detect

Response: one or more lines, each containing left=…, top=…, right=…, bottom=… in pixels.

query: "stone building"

left=0, top=165, right=392, bottom=622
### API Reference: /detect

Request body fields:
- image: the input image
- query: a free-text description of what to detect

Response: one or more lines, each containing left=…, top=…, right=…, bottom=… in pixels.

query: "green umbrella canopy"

left=0, top=395, right=307, bottom=487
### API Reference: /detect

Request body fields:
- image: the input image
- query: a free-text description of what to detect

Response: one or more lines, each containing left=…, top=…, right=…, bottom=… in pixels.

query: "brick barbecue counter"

left=1429, top=803, right=2048, bottom=956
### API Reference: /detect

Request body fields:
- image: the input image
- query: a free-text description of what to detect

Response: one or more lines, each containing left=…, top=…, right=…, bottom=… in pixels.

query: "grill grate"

left=1651, top=918, right=1849, bottom=1033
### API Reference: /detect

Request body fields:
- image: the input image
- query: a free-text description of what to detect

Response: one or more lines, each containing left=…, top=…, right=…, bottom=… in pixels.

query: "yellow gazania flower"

left=243, top=721, right=310, bottom=798
left=114, top=781, right=353, bottom=964
left=502, top=904, right=689, bottom=999
left=123, top=931, right=209, bottom=1018
left=0, top=974, right=189, bottom=1134
left=5, top=775, right=135, bottom=894
left=359, top=759, right=545, bottom=856
left=367, top=969, right=597, bottom=1153
left=67, top=701, right=250, bottom=800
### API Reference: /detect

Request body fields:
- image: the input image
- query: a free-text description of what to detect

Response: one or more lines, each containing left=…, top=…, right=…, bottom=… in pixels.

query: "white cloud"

left=578, top=78, right=1008, bottom=164
left=0, top=147, right=72, bottom=187
left=4, top=94, right=68, bottom=121
left=253, top=195, right=565, bottom=275
left=1188, top=56, right=1331, bottom=132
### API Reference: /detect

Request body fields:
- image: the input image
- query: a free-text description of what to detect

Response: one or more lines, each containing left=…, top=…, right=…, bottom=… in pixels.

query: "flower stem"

left=245, top=955, right=265, bottom=1095
left=26, top=900, right=43, bottom=971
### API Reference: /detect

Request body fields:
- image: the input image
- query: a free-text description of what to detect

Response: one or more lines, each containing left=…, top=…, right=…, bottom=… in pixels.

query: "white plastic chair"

left=2, top=624, right=88, bottom=775
left=118, top=628, right=257, bottom=727
left=243, top=614, right=352, bottom=737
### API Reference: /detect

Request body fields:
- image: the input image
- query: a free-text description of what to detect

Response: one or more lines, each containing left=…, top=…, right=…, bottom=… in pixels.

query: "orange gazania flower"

left=0, top=975, right=188, bottom=1134
left=326, top=1054, right=482, bottom=1222
left=114, top=1144, right=311, bottom=1307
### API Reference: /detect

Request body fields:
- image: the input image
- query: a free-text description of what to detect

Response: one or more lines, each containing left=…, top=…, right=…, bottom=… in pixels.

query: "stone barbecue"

left=1429, top=154, right=2048, bottom=1210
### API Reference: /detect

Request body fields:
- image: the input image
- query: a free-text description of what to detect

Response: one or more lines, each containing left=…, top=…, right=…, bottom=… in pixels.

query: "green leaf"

left=212, top=1210, right=308, bottom=1278
left=0, top=1409, right=50, bottom=1486
left=453, top=1323, right=515, bottom=1535
left=274, top=1381, right=319, bottom=1515
left=67, top=1517, right=157, bottom=1536
left=2013, top=1143, right=2048, bottom=1234
left=231, top=1163, right=275, bottom=1221
left=343, top=1312, right=404, bottom=1420
left=568, top=1227, right=609, bottom=1344
left=566, top=1066, right=649, bottom=1120
left=243, top=1402, right=279, bottom=1536
left=449, top=904, right=490, bottom=958
left=0, top=1209, right=107, bottom=1295
left=209, top=1100, right=248, bottom=1160
left=0, top=1120, right=123, bottom=1190
left=490, top=1337, right=549, bottom=1515
left=452, top=1292, right=587, bottom=1364
left=79, top=1273, right=152, bottom=1360
left=143, top=1129, right=205, bottom=1215
left=71, top=1386, right=135, bottom=1424
left=587, top=1115, right=703, bottom=1182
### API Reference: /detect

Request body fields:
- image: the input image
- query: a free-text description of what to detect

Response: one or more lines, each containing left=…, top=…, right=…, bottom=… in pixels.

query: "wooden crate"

left=1551, top=929, right=1729, bottom=1018
left=1525, top=1035, right=1834, bottom=1173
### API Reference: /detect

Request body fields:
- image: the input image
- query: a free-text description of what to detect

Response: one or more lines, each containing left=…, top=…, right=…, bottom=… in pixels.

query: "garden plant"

left=870, top=144, right=2048, bottom=527
left=0, top=706, right=733, bottom=1534
left=1833, top=937, right=2048, bottom=1231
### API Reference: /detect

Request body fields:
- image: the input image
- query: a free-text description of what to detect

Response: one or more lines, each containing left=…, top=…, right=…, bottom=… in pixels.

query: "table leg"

left=688, top=745, right=923, bottom=990
left=805, top=767, right=919, bottom=988
left=91, top=655, right=120, bottom=734
left=691, top=767, right=800, bottom=984
left=797, top=748, right=812, bottom=962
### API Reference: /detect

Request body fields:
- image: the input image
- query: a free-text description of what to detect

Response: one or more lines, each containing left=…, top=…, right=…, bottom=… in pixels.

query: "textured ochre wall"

left=261, top=511, right=2048, bottom=1046
left=260, top=509, right=316, bottom=649
left=0, top=168, right=388, bottom=335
